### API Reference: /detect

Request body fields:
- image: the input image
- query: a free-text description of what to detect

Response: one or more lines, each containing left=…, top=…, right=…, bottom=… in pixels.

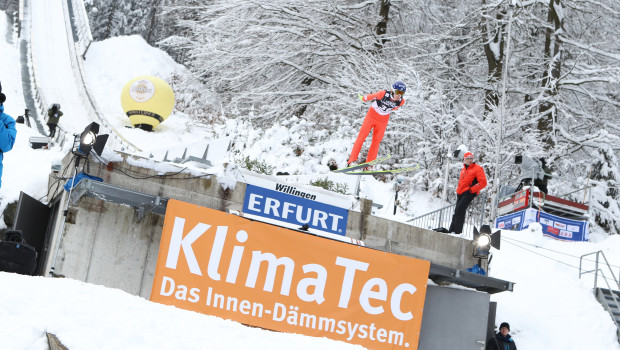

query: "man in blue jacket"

left=0, top=92, right=17, bottom=188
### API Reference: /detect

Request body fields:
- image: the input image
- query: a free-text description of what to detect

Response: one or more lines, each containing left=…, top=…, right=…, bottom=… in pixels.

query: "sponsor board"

left=243, top=173, right=354, bottom=209
left=495, top=208, right=589, bottom=242
left=244, top=184, right=349, bottom=236
left=151, top=199, right=430, bottom=349
left=536, top=210, right=588, bottom=241
left=494, top=211, right=525, bottom=231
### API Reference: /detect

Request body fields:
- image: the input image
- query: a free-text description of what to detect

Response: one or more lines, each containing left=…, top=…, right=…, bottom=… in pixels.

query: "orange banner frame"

left=151, top=199, right=430, bottom=349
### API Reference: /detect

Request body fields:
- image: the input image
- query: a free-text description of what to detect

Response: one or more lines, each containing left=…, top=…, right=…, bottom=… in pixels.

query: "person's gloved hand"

left=358, top=93, right=364, bottom=101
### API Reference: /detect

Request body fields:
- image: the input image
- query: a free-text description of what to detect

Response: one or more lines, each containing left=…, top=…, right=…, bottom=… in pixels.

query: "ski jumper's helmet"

left=392, top=81, right=406, bottom=94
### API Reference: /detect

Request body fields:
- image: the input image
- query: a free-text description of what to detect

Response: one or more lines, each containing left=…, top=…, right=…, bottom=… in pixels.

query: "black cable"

left=91, top=151, right=189, bottom=179
left=39, top=155, right=79, bottom=202
left=90, top=151, right=215, bottom=180
left=502, top=239, right=581, bottom=270
left=503, top=235, right=620, bottom=270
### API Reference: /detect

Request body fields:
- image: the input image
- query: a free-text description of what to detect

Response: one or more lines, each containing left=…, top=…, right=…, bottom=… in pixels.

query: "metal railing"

left=67, top=0, right=93, bottom=58
left=19, top=0, right=48, bottom=135
left=579, top=251, right=620, bottom=329
left=59, top=0, right=141, bottom=153
left=407, top=193, right=487, bottom=239
left=579, top=251, right=620, bottom=291
left=495, top=176, right=592, bottom=222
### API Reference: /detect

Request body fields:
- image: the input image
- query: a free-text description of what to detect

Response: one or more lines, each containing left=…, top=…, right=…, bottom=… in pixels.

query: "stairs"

left=579, top=251, right=620, bottom=343
left=595, top=287, right=620, bottom=340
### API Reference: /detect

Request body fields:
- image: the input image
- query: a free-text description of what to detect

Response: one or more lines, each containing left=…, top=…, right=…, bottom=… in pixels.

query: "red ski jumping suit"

left=348, top=90, right=405, bottom=164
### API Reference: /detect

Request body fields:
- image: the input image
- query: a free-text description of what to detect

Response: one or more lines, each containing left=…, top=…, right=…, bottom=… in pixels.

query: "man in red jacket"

left=447, top=151, right=487, bottom=234
left=347, top=81, right=406, bottom=165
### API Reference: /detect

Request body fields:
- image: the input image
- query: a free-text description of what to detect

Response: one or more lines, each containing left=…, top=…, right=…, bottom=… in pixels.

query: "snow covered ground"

left=0, top=272, right=365, bottom=350
left=0, top=8, right=619, bottom=350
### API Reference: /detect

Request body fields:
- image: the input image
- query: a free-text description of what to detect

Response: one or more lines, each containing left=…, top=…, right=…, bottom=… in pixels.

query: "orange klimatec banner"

left=151, top=199, right=431, bottom=350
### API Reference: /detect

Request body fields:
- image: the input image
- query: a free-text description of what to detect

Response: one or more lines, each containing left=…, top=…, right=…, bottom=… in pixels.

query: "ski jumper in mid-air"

left=348, top=81, right=406, bottom=165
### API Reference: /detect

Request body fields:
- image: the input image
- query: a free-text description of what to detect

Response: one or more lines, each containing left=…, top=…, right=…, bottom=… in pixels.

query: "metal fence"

left=407, top=193, right=488, bottom=240
left=579, top=251, right=620, bottom=291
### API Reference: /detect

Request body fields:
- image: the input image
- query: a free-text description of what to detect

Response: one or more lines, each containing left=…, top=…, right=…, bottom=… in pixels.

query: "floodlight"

left=452, top=145, right=469, bottom=160
left=72, top=122, right=109, bottom=157
left=81, top=131, right=96, bottom=146
left=453, top=149, right=463, bottom=159
left=477, top=234, right=491, bottom=247
left=472, top=225, right=501, bottom=258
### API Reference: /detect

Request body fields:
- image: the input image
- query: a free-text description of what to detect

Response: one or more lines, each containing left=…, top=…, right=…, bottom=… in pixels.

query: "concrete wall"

left=52, top=197, right=164, bottom=297
left=348, top=208, right=474, bottom=269
left=46, top=152, right=478, bottom=298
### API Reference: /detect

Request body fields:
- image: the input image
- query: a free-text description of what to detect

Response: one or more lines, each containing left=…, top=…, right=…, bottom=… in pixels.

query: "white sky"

left=0, top=7, right=619, bottom=350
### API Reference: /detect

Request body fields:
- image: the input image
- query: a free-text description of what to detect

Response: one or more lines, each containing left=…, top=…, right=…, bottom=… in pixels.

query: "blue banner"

left=495, top=208, right=589, bottom=242
left=535, top=211, right=589, bottom=242
left=494, top=211, right=526, bottom=231
left=243, top=184, right=349, bottom=236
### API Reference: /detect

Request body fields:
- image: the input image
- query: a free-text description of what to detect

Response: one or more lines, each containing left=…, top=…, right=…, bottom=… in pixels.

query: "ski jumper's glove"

left=357, top=93, right=364, bottom=101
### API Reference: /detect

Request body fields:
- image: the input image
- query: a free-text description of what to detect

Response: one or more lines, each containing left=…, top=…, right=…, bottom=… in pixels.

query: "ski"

left=332, top=154, right=392, bottom=173
left=344, top=164, right=420, bottom=176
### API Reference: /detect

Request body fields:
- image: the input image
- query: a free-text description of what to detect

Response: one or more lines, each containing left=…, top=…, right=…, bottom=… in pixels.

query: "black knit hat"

left=499, top=322, right=510, bottom=331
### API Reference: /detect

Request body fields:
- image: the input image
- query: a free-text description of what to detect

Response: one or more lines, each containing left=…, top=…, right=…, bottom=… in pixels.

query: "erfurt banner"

left=495, top=208, right=589, bottom=242
left=151, top=199, right=430, bottom=350
left=243, top=184, right=349, bottom=236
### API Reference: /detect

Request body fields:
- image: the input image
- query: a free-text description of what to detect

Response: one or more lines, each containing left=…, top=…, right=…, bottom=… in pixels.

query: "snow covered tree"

left=157, top=0, right=421, bottom=128
left=0, top=0, right=18, bottom=16
left=84, top=0, right=620, bottom=233
left=589, top=147, right=620, bottom=234
left=85, top=0, right=172, bottom=45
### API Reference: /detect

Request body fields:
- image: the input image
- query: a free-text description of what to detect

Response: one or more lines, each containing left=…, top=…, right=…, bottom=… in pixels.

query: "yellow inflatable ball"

left=120, top=76, right=175, bottom=131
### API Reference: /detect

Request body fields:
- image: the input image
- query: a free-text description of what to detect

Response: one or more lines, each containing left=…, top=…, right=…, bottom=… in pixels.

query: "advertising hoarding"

left=495, top=208, right=589, bottom=242
left=151, top=199, right=431, bottom=349
left=243, top=184, right=349, bottom=236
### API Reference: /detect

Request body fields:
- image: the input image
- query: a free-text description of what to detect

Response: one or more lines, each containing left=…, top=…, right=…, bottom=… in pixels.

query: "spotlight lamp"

left=72, top=122, right=109, bottom=158
left=472, top=225, right=501, bottom=259
left=81, top=130, right=96, bottom=147
left=452, top=145, right=469, bottom=160
left=477, top=234, right=491, bottom=248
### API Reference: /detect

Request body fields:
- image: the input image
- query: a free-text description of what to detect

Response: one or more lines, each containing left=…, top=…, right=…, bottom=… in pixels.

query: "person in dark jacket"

left=437, top=151, right=487, bottom=234
left=0, top=93, right=17, bottom=189
left=47, top=103, right=63, bottom=138
left=486, top=322, right=517, bottom=350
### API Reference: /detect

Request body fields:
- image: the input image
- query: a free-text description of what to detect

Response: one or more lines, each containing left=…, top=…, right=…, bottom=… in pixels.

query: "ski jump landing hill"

left=13, top=1, right=513, bottom=349
left=23, top=0, right=139, bottom=152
